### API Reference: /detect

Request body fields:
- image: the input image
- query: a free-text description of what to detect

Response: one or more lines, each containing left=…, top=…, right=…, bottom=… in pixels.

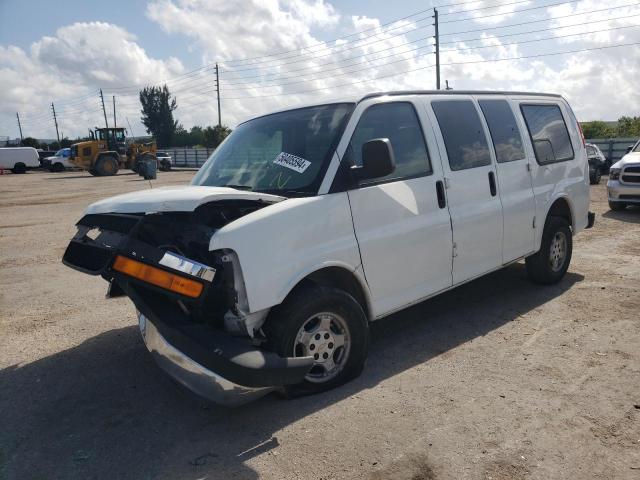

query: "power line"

left=141, top=23, right=640, bottom=96
left=440, top=2, right=640, bottom=36
left=440, top=23, right=639, bottom=52
left=210, top=41, right=639, bottom=101
left=439, top=12, right=640, bottom=45
left=180, top=1, right=640, bottom=88
left=101, top=0, right=550, bottom=91
left=439, top=0, right=582, bottom=24
left=220, top=0, right=572, bottom=65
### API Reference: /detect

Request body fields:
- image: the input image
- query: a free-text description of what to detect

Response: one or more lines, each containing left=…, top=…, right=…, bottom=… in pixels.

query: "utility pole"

left=434, top=8, right=440, bottom=90
left=51, top=102, right=60, bottom=144
left=16, top=112, right=24, bottom=142
left=215, top=62, right=221, bottom=127
left=99, top=88, right=109, bottom=129
left=113, top=96, right=117, bottom=127
left=126, top=117, right=136, bottom=142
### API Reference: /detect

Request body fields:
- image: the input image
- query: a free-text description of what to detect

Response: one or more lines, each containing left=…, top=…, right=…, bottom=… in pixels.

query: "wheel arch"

left=544, top=195, right=574, bottom=230
left=281, top=265, right=373, bottom=321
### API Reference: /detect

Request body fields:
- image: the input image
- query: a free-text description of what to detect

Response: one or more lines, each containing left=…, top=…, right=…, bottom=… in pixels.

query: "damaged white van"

left=63, top=91, right=594, bottom=406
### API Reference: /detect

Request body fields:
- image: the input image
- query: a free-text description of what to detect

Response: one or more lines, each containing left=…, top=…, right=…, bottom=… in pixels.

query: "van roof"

left=359, top=90, right=563, bottom=102
left=237, top=90, right=565, bottom=125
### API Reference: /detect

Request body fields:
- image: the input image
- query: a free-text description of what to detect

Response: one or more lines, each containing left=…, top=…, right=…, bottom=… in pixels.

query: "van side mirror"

left=626, top=145, right=633, bottom=154
left=352, top=138, right=396, bottom=181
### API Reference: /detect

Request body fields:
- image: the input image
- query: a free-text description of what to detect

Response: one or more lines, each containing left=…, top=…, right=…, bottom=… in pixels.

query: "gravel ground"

left=1, top=169, right=639, bottom=480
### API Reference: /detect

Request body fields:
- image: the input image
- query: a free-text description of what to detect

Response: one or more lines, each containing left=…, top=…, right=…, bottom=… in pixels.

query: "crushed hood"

left=84, top=185, right=286, bottom=214
left=612, top=152, right=640, bottom=169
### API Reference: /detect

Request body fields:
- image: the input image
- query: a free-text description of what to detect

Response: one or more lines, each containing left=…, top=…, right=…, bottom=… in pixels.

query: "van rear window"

left=520, top=104, right=574, bottom=164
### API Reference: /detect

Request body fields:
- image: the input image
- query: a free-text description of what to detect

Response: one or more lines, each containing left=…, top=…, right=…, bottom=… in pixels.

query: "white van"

left=63, top=91, right=594, bottom=406
left=0, top=147, right=40, bottom=173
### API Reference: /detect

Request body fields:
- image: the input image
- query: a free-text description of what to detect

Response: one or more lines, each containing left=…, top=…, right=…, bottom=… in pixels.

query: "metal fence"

left=164, top=147, right=213, bottom=168
left=163, top=137, right=639, bottom=169
left=585, top=137, right=637, bottom=164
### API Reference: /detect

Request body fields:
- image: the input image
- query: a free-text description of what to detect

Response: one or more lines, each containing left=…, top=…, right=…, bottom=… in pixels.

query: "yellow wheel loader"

left=69, top=127, right=158, bottom=176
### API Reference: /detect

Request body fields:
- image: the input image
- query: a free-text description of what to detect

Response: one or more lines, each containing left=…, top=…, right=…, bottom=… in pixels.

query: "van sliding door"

left=430, top=98, right=503, bottom=285
left=478, top=98, right=536, bottom=262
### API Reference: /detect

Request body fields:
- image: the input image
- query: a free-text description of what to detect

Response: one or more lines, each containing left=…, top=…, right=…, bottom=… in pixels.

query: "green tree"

left=21, top=137, right=40, bottom=148
left=616, top=116, right=640, bottom=137
left=139, top=84, right=178, bottom=147
left=204, top=125, right=232, bottom=148
left=580, top=121, right=614, bottom=139
left=60, top=137, right=73, bottom=148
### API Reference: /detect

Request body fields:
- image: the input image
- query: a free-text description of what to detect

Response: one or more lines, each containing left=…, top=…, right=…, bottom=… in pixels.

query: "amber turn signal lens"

left=112, top=255, right=203, bottom=298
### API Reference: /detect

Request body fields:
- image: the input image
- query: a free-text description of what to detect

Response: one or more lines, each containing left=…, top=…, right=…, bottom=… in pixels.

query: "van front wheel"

left=526, top=216, right=572, bottom=284
left=265, top=285, right=369, bottom=397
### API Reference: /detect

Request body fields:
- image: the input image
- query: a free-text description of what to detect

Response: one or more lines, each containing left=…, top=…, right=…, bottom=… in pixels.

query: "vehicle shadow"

left=602, top=205, right=640, bottom=224
left=0, top=264, right=583, bottom=480
left=44, top=172, right=138, bottom=180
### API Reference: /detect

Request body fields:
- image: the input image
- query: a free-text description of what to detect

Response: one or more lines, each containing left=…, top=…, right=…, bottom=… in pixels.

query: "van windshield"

left=191, top=103, right=354, bottom=196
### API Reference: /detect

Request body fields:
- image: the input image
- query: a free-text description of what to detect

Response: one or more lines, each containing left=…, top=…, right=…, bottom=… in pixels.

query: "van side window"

left=432, top=100, right=491, bottom=171
left=478, top=100, right=525, bottom=163
left=347, top=102, right=432, bottom=184
left=520, top=104, right=574, bottom=164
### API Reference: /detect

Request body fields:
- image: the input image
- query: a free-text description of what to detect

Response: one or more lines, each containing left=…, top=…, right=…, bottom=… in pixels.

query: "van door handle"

left=436, top=180, right=446, bottom=208
left=488, top=171, right=497, bottom=197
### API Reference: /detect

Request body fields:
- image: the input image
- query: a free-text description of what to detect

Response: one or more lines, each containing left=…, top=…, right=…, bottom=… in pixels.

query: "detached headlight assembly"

left=609, top=168, right=621, bottom=180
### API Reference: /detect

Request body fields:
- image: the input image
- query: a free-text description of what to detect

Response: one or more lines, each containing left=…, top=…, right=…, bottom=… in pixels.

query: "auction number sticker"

left=273, top=152, right=311, bottom=173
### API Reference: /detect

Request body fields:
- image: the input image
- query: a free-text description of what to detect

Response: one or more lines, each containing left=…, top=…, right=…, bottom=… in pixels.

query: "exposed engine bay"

left=63, top=199, right=271, bottom=337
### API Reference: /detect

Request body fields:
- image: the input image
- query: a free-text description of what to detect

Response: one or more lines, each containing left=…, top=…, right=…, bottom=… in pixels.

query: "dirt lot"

left=1, top=169, right=639, bottom=480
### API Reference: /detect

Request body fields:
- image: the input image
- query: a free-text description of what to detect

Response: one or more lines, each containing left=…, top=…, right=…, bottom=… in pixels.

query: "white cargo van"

left=0, top=147, right=40, bottom=173
left=63, top=91, right=594, bottom=406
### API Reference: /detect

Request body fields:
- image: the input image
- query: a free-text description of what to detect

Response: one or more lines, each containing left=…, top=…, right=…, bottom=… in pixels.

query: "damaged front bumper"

left=62, top=210, right=313, bottom=406
left=138, top=312, right=275, bottom=406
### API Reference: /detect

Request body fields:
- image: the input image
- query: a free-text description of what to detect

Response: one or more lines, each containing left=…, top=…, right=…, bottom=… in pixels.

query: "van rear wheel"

left=526, top=216, right=572, bottom=285
left=264, top=284, right=369, bottom=397
left=12, top=162, right=26, bottom=174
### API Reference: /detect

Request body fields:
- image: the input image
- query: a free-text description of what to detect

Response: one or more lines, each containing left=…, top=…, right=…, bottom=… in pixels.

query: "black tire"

left=51, top=162, right=64, bottom=172
left=608, top=201, right=627, bottom=211
left=88, top=168, right=99, bottom=176
left=264, top=284, right=369, bottom=397
left=590, top=168, right=601, bottom=185
left=159, top=160, right=171, bottom=171
left=95, top=155, right=119, bottom=176
left=525, top=216, right=572, bottom=285
left=12, top=162, right=26, bottom=174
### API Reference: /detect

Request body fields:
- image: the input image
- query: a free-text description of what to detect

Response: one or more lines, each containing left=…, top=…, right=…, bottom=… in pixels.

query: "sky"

left=0, top=0, right=638, bottom=141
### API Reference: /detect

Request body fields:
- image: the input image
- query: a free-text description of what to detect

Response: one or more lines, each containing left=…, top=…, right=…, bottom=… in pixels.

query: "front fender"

left=209, top=192, right=362, bottom=313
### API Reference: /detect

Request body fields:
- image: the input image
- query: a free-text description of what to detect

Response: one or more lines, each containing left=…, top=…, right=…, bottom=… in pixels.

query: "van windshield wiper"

left=223, top=184, right=253, bottom=191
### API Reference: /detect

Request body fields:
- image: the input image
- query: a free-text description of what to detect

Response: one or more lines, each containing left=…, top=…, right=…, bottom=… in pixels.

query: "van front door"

left=430, top=98, right=503, bottom=284
left=478, top=99, right=536, bottom=262
left=343, top=101, right=453, bottom=317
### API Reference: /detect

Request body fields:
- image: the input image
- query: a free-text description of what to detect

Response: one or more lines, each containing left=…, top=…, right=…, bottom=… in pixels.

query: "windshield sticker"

left=273, top=152, right=311, bottom=173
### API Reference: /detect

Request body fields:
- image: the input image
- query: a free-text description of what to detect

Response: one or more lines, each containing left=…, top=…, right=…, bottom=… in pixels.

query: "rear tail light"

left=577, top=122, right=586, bottom=147
left=112, top=255, right=204, bottom=298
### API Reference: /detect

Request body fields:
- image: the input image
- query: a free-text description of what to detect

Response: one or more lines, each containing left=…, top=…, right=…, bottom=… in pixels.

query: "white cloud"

left=147, top=0, right=339, bottom=62
left=1, top=0, right=638, bottom=140
left=0, top=22, right=184, bottom=140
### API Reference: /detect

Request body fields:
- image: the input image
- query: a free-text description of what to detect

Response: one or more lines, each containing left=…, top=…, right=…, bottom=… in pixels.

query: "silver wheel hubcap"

left=294, top=312, right=350, bottom=383
left=549, top=231, right=567, bottom=272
